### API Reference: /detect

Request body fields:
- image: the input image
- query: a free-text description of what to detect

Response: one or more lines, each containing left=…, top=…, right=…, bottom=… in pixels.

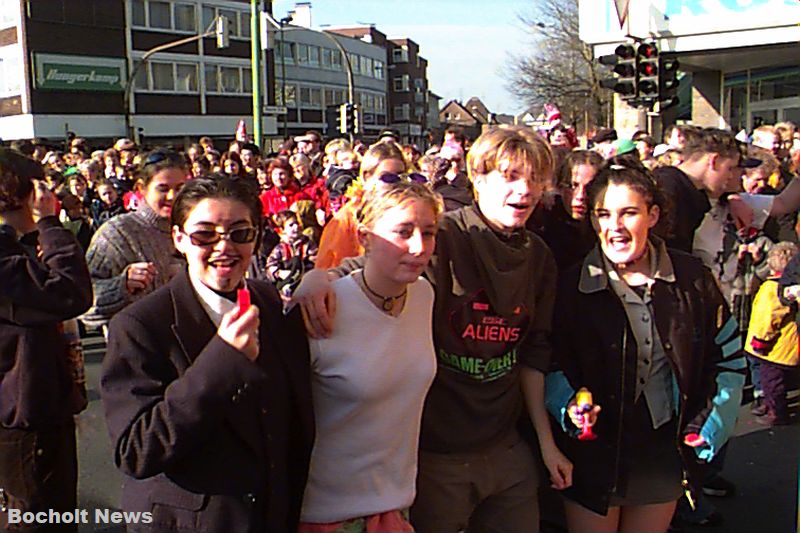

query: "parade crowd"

left=1, top=116, right=800, bottom=533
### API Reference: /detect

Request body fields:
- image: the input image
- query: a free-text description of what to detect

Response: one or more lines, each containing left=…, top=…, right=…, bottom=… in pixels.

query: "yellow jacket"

left=745, top=279, right=799, bottom=366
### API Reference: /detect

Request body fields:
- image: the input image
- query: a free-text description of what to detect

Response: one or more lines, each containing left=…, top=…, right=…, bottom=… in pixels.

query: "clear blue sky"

left=271, top=0, right=534, bottom=114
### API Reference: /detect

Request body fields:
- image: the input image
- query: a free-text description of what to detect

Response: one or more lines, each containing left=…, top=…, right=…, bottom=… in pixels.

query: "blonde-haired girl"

left=299, top=181, right=443, bottom=532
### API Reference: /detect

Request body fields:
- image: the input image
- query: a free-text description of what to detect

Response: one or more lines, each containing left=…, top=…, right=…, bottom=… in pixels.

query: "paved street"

left=77, top=331, right=798, bottom=533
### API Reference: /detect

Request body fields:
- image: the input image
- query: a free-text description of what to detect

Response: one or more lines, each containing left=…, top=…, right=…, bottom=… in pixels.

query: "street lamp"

left=278, top=15, right=293, bottom=139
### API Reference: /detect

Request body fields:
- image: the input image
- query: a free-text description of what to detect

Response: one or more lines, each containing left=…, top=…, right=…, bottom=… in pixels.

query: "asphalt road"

left=76, top=332, right=798, bottom=533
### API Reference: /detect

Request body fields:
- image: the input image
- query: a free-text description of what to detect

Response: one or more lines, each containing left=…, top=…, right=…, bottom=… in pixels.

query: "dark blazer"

left=101, top=270, right=314, bottom=533
left=0, top=217, right=93, bottom=429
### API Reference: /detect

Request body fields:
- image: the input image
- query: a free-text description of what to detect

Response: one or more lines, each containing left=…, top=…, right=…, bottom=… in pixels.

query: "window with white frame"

left=175, top=63, right=198, bottom=91
left=321, top=48, right=332, bottom=69
left=151, top=61, right=175, bottom=90
left=393, top=47, right=408, bottom=63
left=376, top=95, right=385, bottom=112
left=205, top=64, right=251, bottom=94
left=348, top=53, right=359, bottom=75
left=309, top=45, right=320, bottom=67
left=132, top=1, right=196, bottom=32
left=393, top=75, right=409, bottom=92
left=394, top=104, right=410, bottom=121
left=240, top=11, right=250, bottom=37
left=0, top=48, right=22, bottom=97
left=297, top=44, right=308, bottom=65
left=331, top=49, right=342, bottom=70
left=360, top=56, right=371, bottom=78
left=300, top=86, right=322, bottom=108
left=374, top=60, right=384, bottom=80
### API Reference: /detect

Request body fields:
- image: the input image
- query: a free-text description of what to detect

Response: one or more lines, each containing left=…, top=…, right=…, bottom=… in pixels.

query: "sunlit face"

left=282, top=218, right=300, bottom=240
left=704, top=154, right=742, bottom=198
left=742, top=168, right=769, bottom=194
left=360, top=198, right=438, bottom=292
left=636, top=141, right=654, bottom=160
left=668, top=128, right=685, bottom=150
left=187, top=146, right=200, bottom=162
left=240, top=149, right=255, bottom=169
left=565, top=164, right=597, bottom=220
left=144, top=167, right=187, bottom=218
left=69, top=177, right=87, bottom=198
left=191, top=161, right=206, bottom=179
left=550, top=130, right=569, bottom=147
left=271, top=168, right=291, bottom=189
left=753, top=132, right=780, bottom=155
left=291, top=161, right=311, bottom=184
left=256, top=167, right=270, bottom=190
left=592, top=183, right=659, bottom=266
left=472, top=158, right=543, bottom=232
left=47, top=154, right=66, bottom=172
left=97, top=184, right=118, bottom=206
left=173, top=198, right=256, bottom=293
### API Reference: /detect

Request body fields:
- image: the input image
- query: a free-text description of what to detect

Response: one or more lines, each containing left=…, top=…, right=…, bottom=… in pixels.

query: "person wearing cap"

left=591, top=128, right=617, bottom=159
left=295, top=131, right=323, bottom=177
left=0, top=147, right=93, bottom=533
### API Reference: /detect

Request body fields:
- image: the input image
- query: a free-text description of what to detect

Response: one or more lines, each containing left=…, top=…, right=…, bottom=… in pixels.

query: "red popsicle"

left=236, top=287, right=251, bottom=318
left=683, top=433, right=705, bottom=447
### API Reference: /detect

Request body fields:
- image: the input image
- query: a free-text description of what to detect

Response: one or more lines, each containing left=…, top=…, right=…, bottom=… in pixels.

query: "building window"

left=220, top=66, right=240, bottom=93
left=204, top=64, right=218, bottom=92
left=374, top=60, right=384, bottom=80
left=331, top=50, right=342, bottom=70
left=204, top=64, right=251, bottom=95
left=300, top=86, right=322, bottom=108
left=148, top=1, right=171, bottom=29
left=394, top=104, right=410, bottom=121
left=415, top=105, right=425, bottom=119
left=174, top=3, right=195, bottom=32
left=360, top=56, right=371, bottom=77
left=281, top=41, right=295, bottom=64
left=393, top=75, right=409, bottom=92
left=175, top=63, right=197, bottom=92
left=275, top=84, right=297, bottom=107
left=376, top=95, right=385, bottom=112
left=240, top=11, right=250, bottom=37
left=297, top=44, right=309, bottom=65
left=131, top=0, right=146, bottom=26
left=309, top=45, right=320, bottom=67
left=392, top=47, right=408, bottom=63
left=150, top=61, right=174, bottom=91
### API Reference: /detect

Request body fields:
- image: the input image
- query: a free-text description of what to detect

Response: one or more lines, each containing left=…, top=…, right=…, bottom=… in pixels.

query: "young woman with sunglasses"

left=83, top=149, right=188, bottom=332
left=315, top=141, right=409, bottom=269
left=299, top=181, right=441, bottom=533
left=101, top=175, right=314, bottom=533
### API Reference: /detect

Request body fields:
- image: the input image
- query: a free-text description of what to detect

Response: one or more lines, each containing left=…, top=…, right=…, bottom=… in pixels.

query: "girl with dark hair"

left=83, top=149, right=188, bottom=331
left=101, top=175, right=313, bottom=533
left=221, top=151, right=245, bottom=178
left=545, top=163, right=744, bottom=533
left=529, top=150, right=604, bottom=269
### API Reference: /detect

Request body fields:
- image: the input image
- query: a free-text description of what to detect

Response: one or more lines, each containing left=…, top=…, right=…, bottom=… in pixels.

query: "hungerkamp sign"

left=34, top=53, right=126, bottom=92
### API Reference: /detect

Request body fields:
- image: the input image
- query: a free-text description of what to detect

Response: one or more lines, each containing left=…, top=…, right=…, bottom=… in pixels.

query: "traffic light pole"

left=251, top=0, right=262, bottom=147
left=261, top=13, right=356, bottom=142
left=123, top=18, right=224, bottom=142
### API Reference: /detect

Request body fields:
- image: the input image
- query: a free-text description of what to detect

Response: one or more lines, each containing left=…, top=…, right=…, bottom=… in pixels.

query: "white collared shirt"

left=188, top=270, right=240, bottom=327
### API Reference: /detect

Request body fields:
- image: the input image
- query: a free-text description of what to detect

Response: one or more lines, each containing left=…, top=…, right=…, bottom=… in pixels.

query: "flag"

left=614, top=0, right=630, bottom=28
left=235, top=120, right=248, bottom=142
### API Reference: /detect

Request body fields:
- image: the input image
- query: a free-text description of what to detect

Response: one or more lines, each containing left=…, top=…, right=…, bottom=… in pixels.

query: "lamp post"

left=278, top=15, right=292, bottom=140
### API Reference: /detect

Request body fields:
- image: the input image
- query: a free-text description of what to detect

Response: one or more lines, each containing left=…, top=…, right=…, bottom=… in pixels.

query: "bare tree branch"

left=504, top=0, right=612, bottom=131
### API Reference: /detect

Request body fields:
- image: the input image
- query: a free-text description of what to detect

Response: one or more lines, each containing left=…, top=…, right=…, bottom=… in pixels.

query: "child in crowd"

left=266, top=210, right=318, bottom=304
left=90, top=178, right=126, bottom=229
left=59, top=193, right=94, bottom=252
left=745, top=242, right=800, bottom=426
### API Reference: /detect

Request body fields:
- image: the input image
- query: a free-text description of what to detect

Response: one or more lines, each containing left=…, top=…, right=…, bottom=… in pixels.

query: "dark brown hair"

left=0, top=148, right=44, bottom=212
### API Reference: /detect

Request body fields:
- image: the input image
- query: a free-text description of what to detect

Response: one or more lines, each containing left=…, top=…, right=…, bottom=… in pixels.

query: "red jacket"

left=260, top=182, right=311, bottom=219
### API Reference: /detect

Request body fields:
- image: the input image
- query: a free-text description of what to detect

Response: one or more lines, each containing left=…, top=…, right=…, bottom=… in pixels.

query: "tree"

left=505, top=0, right=612, bottom=133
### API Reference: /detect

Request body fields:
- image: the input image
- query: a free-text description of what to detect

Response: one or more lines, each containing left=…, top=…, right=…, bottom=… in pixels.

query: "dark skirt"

left=607, top=397, right=684, bottom=507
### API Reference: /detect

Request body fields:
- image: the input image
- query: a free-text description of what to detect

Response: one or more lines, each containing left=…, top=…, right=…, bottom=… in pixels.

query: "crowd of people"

left=1, top=116, right=799, bottom=533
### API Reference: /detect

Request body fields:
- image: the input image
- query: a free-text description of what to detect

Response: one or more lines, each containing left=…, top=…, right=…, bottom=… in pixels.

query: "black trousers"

left=0, top=420, right=78, bottom=532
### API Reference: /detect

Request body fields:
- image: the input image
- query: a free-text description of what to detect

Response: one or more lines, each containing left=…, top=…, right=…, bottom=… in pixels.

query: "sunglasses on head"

left=183, top=227, right=257, bottom=246
left=378, top=172, right=428, bottom=185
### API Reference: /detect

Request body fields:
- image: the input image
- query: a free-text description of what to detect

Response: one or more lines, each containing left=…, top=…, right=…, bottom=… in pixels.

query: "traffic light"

left=352, top=104, right=361, bottom=136
left=659, top=55, right=680, bottom=110
left=215, top=15, right=230, bottom=49
left=338, top=103, right=355, bottom=135
left=598, top=43, right=637, bottom=100
left=636, top=42, right=659, bottom=101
